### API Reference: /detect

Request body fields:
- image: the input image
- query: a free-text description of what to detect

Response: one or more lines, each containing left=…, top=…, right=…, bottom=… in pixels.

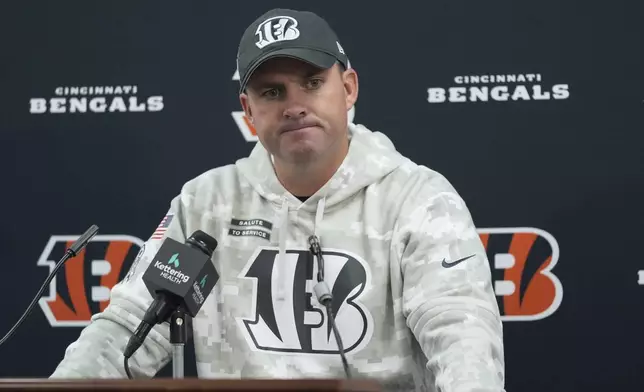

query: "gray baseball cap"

left=236, top=8, right=349, bottom=93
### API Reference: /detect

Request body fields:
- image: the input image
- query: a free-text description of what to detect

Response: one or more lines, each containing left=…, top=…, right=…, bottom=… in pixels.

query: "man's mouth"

left=281, top=122, right=318, bottom=133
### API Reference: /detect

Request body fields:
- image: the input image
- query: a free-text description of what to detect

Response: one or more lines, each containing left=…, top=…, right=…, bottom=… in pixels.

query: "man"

left=50, top=8, right=505, bottom=392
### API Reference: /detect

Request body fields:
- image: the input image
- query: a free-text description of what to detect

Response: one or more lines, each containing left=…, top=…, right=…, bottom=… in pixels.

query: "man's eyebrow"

left=248, top=79, right=282, bottom=91
left=306, top=68, right=327, bottom=77
left=248, top=69, right=327, bottom=91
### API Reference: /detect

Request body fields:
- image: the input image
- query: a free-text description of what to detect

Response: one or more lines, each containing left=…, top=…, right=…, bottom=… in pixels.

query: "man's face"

left=239, top=57, right=358, bottom=166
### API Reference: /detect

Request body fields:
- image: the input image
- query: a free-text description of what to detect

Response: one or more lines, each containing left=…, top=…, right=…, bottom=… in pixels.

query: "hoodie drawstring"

left=275, top=197, right=290, bottom=301
left=274, top=196, right=326, bottom=301
left=314, top=197, right=326, bottom=235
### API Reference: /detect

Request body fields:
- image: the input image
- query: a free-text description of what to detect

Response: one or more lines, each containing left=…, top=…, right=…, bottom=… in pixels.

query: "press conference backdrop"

left=1, top=0, right=642, bottom=390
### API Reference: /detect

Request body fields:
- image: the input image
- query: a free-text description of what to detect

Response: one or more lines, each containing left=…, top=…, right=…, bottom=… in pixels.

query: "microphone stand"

left=169, top=309, right=188, bottom=379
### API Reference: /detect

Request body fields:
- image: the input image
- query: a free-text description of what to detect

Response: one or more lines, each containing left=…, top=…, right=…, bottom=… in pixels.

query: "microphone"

left=0, top=225, right=99, bottom=348
left=123, top=230, right=219, bottom=378
left=308, top=235, right=352, bottom=378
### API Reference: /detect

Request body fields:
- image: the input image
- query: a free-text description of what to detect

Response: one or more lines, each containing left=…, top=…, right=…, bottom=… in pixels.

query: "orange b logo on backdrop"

left=478, top=227, right=562, bottom=321
left=231, top=68, right=258, bottom=141
left=36, top=235, right=144, bottom=327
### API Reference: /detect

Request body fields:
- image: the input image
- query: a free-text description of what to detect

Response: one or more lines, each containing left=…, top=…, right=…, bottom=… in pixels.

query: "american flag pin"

left=151, top=214, right=174, bottom=240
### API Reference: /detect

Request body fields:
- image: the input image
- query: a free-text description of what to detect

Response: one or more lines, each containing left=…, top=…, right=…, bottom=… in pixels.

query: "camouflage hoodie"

left=50, top=123, right=505, bottom=392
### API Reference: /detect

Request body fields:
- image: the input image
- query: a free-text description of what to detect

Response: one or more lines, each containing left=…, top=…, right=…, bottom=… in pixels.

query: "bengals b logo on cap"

left=479, top=227, right=562, bottom=321
left=36, top=234, right=144, bottom=327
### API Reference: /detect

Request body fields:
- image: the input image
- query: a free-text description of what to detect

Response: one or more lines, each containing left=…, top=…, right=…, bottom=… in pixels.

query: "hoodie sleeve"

left=49, top=195, right=188, bottom=379
left=395, top=170, right=505, bottom=392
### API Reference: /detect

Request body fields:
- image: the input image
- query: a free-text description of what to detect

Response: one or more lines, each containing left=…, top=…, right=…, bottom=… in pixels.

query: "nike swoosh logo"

left=441, top=254, right=476, bottom=268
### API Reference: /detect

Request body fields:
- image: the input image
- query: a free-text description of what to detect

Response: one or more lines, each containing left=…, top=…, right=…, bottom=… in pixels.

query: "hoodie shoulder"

left=176, top=164, right=246, bottom=213
left=385, top=158, right=469, bottom=215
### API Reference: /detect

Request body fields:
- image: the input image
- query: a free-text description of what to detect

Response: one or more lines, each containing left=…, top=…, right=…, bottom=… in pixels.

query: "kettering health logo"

left=154, top=253, right=190, bottom=284
left=168, top=253, right=180, bottom=268
left=427, top=73, right=570, bottom=104
left=192, top=275, right=208, bottom=305
left=29, top=85, right=164, bottom=114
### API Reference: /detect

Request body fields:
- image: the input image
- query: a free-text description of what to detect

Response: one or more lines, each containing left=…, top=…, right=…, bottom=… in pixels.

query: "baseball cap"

left=236, top=8, right=349, bottom=93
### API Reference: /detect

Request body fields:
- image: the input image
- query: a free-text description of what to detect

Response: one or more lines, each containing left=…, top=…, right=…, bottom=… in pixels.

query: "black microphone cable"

left=308, top=235, right=352, bottom=378
left=123, top=294, right=177, bottom=379
left=0, top=225, right=99, bottom=348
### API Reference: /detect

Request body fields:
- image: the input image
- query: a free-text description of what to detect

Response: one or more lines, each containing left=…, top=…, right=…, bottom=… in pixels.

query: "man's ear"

left=239, top=93, right=253, bottom=121
left=342, top=68, right=359, bottom=110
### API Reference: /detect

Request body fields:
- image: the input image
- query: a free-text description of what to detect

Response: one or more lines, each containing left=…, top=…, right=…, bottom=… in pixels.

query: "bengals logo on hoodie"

left=236, top=246, right=374, bottom=354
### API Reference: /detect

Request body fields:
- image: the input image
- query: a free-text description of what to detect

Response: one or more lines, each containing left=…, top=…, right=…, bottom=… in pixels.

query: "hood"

left=235, top=123, right=406, bottom=299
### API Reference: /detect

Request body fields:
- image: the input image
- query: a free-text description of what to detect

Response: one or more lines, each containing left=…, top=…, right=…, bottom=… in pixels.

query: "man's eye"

left=261, top=88, right=279, bottom=98
left=306, top=78, right=323, bottom=89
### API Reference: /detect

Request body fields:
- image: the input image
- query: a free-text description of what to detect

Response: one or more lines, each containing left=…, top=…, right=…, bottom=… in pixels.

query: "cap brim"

left=239, top=48, right=337, bottom=93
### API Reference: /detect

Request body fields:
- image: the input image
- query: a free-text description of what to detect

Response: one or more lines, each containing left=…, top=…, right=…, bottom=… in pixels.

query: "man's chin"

left=278, top=146, right=322, bottom=166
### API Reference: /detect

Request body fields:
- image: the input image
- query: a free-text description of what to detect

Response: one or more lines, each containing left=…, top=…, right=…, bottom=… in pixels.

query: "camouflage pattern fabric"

left=50, top=123, right=505, bottom=392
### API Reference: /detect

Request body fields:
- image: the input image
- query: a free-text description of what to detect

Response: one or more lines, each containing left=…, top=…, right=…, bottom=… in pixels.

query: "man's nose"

left=283, top=105, right=307, bottom=118
left=282, top=90, right=308, bottom=118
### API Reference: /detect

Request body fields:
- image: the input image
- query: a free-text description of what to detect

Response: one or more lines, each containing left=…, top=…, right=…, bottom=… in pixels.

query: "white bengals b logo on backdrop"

left=255, top=16, right=300, bottom=49
left=237, top=247, right=374, bottom=354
